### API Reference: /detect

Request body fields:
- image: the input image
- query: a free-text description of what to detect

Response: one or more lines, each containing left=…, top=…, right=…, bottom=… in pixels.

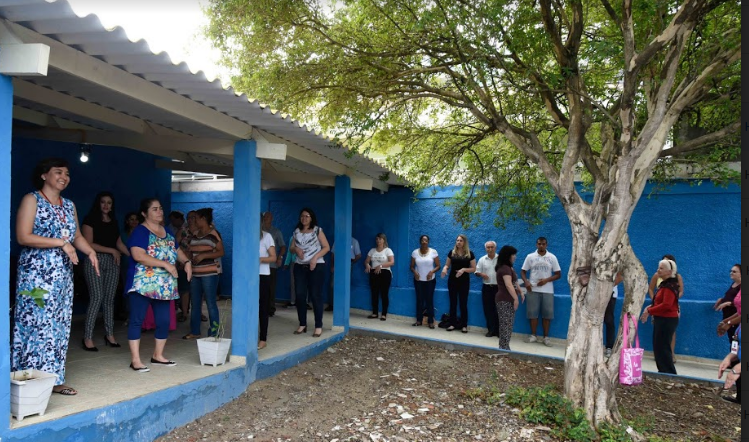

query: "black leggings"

left=652, top=316, right=678, bottom=374
left=448, top=276, right=470, bottom=328
left=603, top=296, right=616, bottom=349
left=370, top=271, right=392, bottom=315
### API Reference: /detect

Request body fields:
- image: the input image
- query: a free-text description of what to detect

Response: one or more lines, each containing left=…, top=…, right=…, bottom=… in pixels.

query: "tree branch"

left=663, top=120, right=740, bottom=157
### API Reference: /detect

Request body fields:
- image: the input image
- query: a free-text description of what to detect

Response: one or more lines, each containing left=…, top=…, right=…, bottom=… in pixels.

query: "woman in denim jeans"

left=182, top=208, right=224, bottom=339
left=290, top=208, right=330, bottom=338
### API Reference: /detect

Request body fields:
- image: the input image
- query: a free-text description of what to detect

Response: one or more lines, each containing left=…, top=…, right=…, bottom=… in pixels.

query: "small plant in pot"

left=10, top=287, right=59, bottom=421
left=196, top=300, right=232, bottom=367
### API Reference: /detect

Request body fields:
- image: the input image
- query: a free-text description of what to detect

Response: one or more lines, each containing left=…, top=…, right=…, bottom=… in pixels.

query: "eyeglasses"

left=730, top=270, right=739, bottom=274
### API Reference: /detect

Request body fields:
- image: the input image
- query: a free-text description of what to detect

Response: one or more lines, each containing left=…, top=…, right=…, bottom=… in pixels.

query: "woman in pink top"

left=716, top=263, right=741, bottom=342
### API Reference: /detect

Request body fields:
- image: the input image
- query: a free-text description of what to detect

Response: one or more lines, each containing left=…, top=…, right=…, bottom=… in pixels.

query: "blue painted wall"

left=9, top=138, right=173, bottom=315
left=175, top=181, right=739, bottom=360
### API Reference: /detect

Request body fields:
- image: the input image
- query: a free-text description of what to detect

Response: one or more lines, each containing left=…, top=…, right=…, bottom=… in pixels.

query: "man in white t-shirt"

left=475, top=241, right=499, bottom=337
left=327, top=237, right=361, bottom=311
left=520, top=237, right=562, bottom=347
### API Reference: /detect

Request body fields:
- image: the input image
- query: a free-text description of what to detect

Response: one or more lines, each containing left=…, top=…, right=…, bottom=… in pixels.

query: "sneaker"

left=527, top=335, right=538, bottom=343
left=543, top=337, right=552, bottom=347
left=604, top=348, right=612, bottom=359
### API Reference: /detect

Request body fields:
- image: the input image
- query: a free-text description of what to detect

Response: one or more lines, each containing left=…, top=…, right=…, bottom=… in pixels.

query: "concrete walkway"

left=14, top=301, right=724, bottom=429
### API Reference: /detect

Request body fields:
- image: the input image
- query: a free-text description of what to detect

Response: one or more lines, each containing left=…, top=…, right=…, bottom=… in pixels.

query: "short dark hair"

left=138, top=198, right=160, bottom=222
left=295, top=207, right=318, bottom=230
left=536, top=237, right=548, bottom=244
left=419, top=234, right=430, bottom=242
left=496, top=245, right=518, bottom=269
left=123, top=211, right=138, bottom=231
left=32, top=157, right=69, bottom=190
left=169, top=211, right=184, bottom=220
left=196, top=207, right=214, bottom=226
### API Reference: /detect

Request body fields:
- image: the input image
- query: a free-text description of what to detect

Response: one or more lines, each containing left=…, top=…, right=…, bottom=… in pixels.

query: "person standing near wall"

left=475, top=241, right=499, bottom=338
left=640, top=258, right=680, bottom=374
left=262, top=211, right=286, bottom=317
left=13, top=157, right=100, bottom=395
left=328, top=236, right=361, bottom=311
left=441, top=234, right=476, bottom=333
left=410, top=234, right=440, bottom=328
left=603, top=273, right=624, bottom=358
left=258, top=215, right=276, bottom=350
left=647, top=254, right=684, bottom=361
left=520, top=237, right=561, bottom=347
left=494, top=245, right=523, bottom=350
left=291, top=208, right=330, bottom=337
left=81, top=191, right=129, bottom=351
left=714, top=263, right=741, bottom=347
left=365, top=233, right=395, bottom=321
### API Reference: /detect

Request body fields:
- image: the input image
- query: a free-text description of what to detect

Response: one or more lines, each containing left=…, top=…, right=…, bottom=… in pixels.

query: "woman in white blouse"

left=289, top=208, right=330, bottom=338
left=410, top=235, right=440, bottom=328
left=258, top=216, right=276, bottom=350
left=364, top=233, right=395, bottom=320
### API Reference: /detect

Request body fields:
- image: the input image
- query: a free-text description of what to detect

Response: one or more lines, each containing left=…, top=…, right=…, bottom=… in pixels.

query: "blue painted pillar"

left=232, top=140, right=260, bottom=361
left=333, top=175, right=352, bottom=329
left=0, top=75, right=12, bottom=426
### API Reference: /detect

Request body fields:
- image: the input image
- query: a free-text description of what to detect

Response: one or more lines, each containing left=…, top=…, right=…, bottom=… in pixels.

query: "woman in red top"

left=640, top=258, right=680, bottom=374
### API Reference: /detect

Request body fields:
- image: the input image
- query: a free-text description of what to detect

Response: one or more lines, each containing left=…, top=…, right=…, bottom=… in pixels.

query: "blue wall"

left=173, top=181, right=740, bottom=360
left=10, top=138, right=173, bottom=312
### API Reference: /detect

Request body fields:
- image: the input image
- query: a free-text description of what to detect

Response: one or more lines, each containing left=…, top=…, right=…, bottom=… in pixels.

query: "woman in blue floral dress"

left=12, top=158, right=99, bottom=396
left=125, top=198, right=192, bottom=372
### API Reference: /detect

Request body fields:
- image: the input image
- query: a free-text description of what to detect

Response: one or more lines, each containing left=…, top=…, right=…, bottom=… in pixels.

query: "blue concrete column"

left=333, top=175, right=352, bottom=329
left=0, top=75, right=12, bottom=426
left=232, top=140, right=260, bottom=361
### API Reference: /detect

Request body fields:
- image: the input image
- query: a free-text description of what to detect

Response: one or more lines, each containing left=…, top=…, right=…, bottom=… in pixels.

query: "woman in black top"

left=715, top=263, right=741, bottom=346
left=81, top=192, right=129, bottom=350
left=441, top=234, right=476, bottom=333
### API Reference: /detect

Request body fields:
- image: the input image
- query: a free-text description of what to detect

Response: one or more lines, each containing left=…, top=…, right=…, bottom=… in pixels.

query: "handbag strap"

left=622, top=313, right=640, bottom=349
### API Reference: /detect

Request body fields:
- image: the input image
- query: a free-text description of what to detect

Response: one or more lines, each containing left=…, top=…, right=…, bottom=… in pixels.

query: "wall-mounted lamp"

left=80, top=144, right=91, bottom=163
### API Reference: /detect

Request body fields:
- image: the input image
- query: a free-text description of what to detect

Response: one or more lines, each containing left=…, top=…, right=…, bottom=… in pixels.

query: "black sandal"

left=412, top=322, right=422, bottom=326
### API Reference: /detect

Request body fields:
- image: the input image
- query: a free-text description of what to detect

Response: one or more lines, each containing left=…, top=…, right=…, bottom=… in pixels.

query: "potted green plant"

left=196, top=300, right=232, bottom=367
left=10, top=287, right=58, bottom=421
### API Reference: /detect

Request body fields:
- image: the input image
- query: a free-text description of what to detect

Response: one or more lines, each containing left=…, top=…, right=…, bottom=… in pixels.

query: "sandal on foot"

left=182, top=333, right=201, bottom=340
left=53, top=386, right=78, bottom=395
left=461, top=327, right=468, bottom=333
left=367, top=314, right=379, bottom=319
left=412, top=322, right=422, bottom=326
left=446, top=326, right=455, bottom=331
left=428, top=324, right=435, bottom=329
left=380, top=316, right=387, bottom=321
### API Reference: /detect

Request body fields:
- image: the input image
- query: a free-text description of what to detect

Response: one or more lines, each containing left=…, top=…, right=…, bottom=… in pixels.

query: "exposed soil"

left=159, top=335, right=740, bottom=442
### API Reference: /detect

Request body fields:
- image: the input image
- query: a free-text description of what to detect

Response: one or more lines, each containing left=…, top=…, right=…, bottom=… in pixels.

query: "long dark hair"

left=32, top=157, right=69, bottom=190
left=86, top=191, right=117, bottom=223
left=495, top=245, right=518, bottom=270
left=196, top=207, right=214, bottom=226
left=295, top=207, right=318, bottom=230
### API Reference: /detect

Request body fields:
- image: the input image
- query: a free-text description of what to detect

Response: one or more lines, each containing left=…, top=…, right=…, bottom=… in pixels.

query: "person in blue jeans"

left=183, top=208, right=224, bottom=339
left=290, top=208, right=330, bottom=338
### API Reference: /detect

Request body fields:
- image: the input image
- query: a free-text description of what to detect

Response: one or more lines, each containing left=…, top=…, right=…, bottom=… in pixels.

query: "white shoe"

left=543, top=337, right=552, bottom=347
left=527, top=335, right=538, bottom=343
left=604, top=348, right=612, bottom=359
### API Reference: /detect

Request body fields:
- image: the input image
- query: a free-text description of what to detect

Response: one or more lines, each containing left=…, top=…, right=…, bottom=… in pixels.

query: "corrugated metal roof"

left=1, top=0, right=400, bottom=189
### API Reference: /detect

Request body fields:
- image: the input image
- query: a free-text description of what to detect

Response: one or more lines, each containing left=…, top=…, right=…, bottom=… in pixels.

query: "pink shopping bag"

left=619, top=312, right=643, bottom=386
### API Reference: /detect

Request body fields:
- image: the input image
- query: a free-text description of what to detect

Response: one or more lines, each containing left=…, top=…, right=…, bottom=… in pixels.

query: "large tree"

left=206, top=0, right=740, bottom=428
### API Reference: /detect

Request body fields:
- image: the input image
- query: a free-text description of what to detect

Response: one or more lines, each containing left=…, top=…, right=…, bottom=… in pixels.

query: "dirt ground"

left=159, top=335, right=741, bottom=442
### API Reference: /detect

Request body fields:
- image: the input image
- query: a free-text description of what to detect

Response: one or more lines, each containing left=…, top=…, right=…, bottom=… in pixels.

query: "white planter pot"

left=197, top=338, right=232, bottom=367
left=10, top=369, right=58, bottom=421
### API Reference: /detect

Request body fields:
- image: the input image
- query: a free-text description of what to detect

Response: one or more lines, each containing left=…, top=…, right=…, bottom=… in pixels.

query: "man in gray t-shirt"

left=262, top=212, right=287, bottom=316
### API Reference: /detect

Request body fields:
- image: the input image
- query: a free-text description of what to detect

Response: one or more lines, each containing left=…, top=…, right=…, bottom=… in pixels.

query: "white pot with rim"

left=10, top=369, right=58, bottom=421
left=197, top=338, right=232, bottom=367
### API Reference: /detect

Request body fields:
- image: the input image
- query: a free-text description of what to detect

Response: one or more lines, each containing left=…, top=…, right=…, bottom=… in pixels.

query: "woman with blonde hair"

left=364, top=233, right=395, bottom=320
left=441, top=234, right=476, bottom=333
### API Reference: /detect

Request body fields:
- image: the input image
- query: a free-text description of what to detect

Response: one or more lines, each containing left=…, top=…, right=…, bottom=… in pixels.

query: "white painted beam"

left=5, top=20, right=254, bottom=139
left=252, top=130, right=287, bottom=160
left=155, top=159, right=233, bottom=177
left=13, top=79, right=147, bottom=133
left=262, top=171, right=335, bottom=187
left=0, top=43, right=49, bottom=76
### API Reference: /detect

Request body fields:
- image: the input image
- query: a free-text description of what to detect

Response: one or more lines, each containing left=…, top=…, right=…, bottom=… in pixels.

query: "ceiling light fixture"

left=80, top=144, right=91, bottom=163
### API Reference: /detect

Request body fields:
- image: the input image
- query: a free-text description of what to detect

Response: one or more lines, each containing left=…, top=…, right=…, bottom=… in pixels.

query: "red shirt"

left=648, top=287, right=679, bottom=317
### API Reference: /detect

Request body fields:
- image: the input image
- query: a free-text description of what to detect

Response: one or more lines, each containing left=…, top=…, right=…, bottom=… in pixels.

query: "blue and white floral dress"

left=12, top=192, right=77, bottom=385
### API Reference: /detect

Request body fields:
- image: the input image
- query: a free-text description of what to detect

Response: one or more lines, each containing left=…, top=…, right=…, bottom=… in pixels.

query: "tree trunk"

left=563, top=227, right=649, bottom=428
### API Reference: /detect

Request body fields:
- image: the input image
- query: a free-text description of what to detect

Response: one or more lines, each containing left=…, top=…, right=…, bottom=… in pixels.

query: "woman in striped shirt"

left=182, top=208, right=224, bottom=339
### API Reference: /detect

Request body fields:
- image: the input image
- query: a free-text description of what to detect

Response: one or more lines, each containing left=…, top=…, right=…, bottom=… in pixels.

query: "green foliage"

left=18, top=287, right=47, bottom=309
left=205, top=0, right=740, bottom=227
left=505, top=385, right=597, bottom=441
